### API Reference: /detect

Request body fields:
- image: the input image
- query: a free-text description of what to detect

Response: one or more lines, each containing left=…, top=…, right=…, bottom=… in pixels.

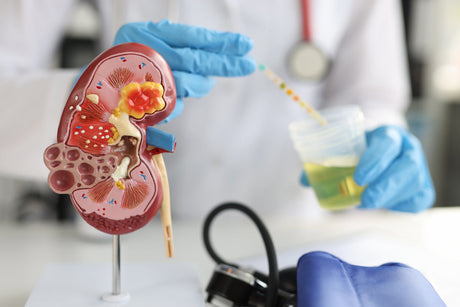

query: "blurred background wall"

left=403, top=0, right=460, bottom=207
left=2, top=0, right=460, bottom=223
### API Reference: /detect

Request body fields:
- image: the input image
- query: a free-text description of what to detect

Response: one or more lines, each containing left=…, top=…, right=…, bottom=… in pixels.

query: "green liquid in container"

left=303, top=161, right=365, bottom=210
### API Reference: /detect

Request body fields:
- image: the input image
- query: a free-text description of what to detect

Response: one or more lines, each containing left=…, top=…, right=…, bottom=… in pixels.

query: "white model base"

left=25, top=262, right=205, bottom=306
left=101, top=292, right=131, bottom=303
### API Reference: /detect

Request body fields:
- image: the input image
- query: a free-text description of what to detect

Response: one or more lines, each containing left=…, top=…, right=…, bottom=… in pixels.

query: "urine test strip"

left=258, top=64, right=327, bottom=126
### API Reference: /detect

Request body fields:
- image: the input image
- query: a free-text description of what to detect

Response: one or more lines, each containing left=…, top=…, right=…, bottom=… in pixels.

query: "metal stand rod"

left=102, top=234, right=129, bottom=302
left=112, top=234, right=121, bottom=295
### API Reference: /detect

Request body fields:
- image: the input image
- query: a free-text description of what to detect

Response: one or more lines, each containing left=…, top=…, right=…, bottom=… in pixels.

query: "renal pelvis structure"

left=44, top=43, right=176, bottom=235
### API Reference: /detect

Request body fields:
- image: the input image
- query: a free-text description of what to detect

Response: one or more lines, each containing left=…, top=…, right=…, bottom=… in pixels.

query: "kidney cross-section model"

left=44, top=43, right=176, bottom=239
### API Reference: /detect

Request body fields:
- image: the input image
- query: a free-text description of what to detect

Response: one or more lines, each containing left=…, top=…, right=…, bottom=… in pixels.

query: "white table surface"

left=1, top=207, right=459, bottom=306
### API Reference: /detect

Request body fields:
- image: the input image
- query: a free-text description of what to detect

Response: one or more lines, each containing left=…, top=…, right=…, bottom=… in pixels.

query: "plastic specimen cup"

left=289, top=105, right=366, bottom=210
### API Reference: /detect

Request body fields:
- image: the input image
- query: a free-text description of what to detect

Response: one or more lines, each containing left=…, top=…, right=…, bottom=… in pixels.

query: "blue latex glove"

left=297, top=251, right=445, bottom=307
left=113, top=20, right=256, bottom=122
left=354, top=125, right=435, bottom=213
left=299, top=171, right=310, bottom=187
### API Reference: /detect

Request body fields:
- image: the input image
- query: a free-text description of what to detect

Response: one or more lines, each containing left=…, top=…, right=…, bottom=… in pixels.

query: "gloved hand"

left=354, top=125, right=435, bottom=213
left=113, top=20, right=256, bottom=122
left=299, top=125, right=435, bottom=213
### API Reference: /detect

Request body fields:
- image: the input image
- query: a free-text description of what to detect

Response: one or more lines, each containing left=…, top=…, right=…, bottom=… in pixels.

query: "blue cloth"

left=296, top=251, right=445, bottom=307
left=354, top=125, right=435, bottom=213
left=113, top=20, right=256, bottom=122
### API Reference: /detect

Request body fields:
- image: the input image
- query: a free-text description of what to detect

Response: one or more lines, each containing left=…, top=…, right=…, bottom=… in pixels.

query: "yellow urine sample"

left=303, top=162, right=365, bottom=210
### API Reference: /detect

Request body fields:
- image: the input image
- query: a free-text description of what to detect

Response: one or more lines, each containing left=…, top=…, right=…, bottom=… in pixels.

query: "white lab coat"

left=0, top=0, right=409, bottom=219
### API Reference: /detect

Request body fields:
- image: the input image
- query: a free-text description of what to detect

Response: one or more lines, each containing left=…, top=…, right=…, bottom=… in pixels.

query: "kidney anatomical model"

left=44, top=43, right=176, bottom=251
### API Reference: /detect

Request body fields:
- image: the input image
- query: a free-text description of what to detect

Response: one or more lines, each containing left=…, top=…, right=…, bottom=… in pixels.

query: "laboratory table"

left=1, top=207, right=459, bottom=306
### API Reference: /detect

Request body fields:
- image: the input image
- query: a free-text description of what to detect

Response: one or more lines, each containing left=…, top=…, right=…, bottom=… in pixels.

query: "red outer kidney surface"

left=43, top=43, right=176, bottom=235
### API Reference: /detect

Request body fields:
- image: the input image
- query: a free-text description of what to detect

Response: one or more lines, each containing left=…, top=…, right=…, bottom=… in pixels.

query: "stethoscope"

left=288, top=0, right=330, bottom=81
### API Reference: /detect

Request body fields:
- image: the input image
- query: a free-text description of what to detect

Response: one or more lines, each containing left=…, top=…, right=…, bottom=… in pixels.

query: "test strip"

left=258, top=64, right=327, bottom=125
